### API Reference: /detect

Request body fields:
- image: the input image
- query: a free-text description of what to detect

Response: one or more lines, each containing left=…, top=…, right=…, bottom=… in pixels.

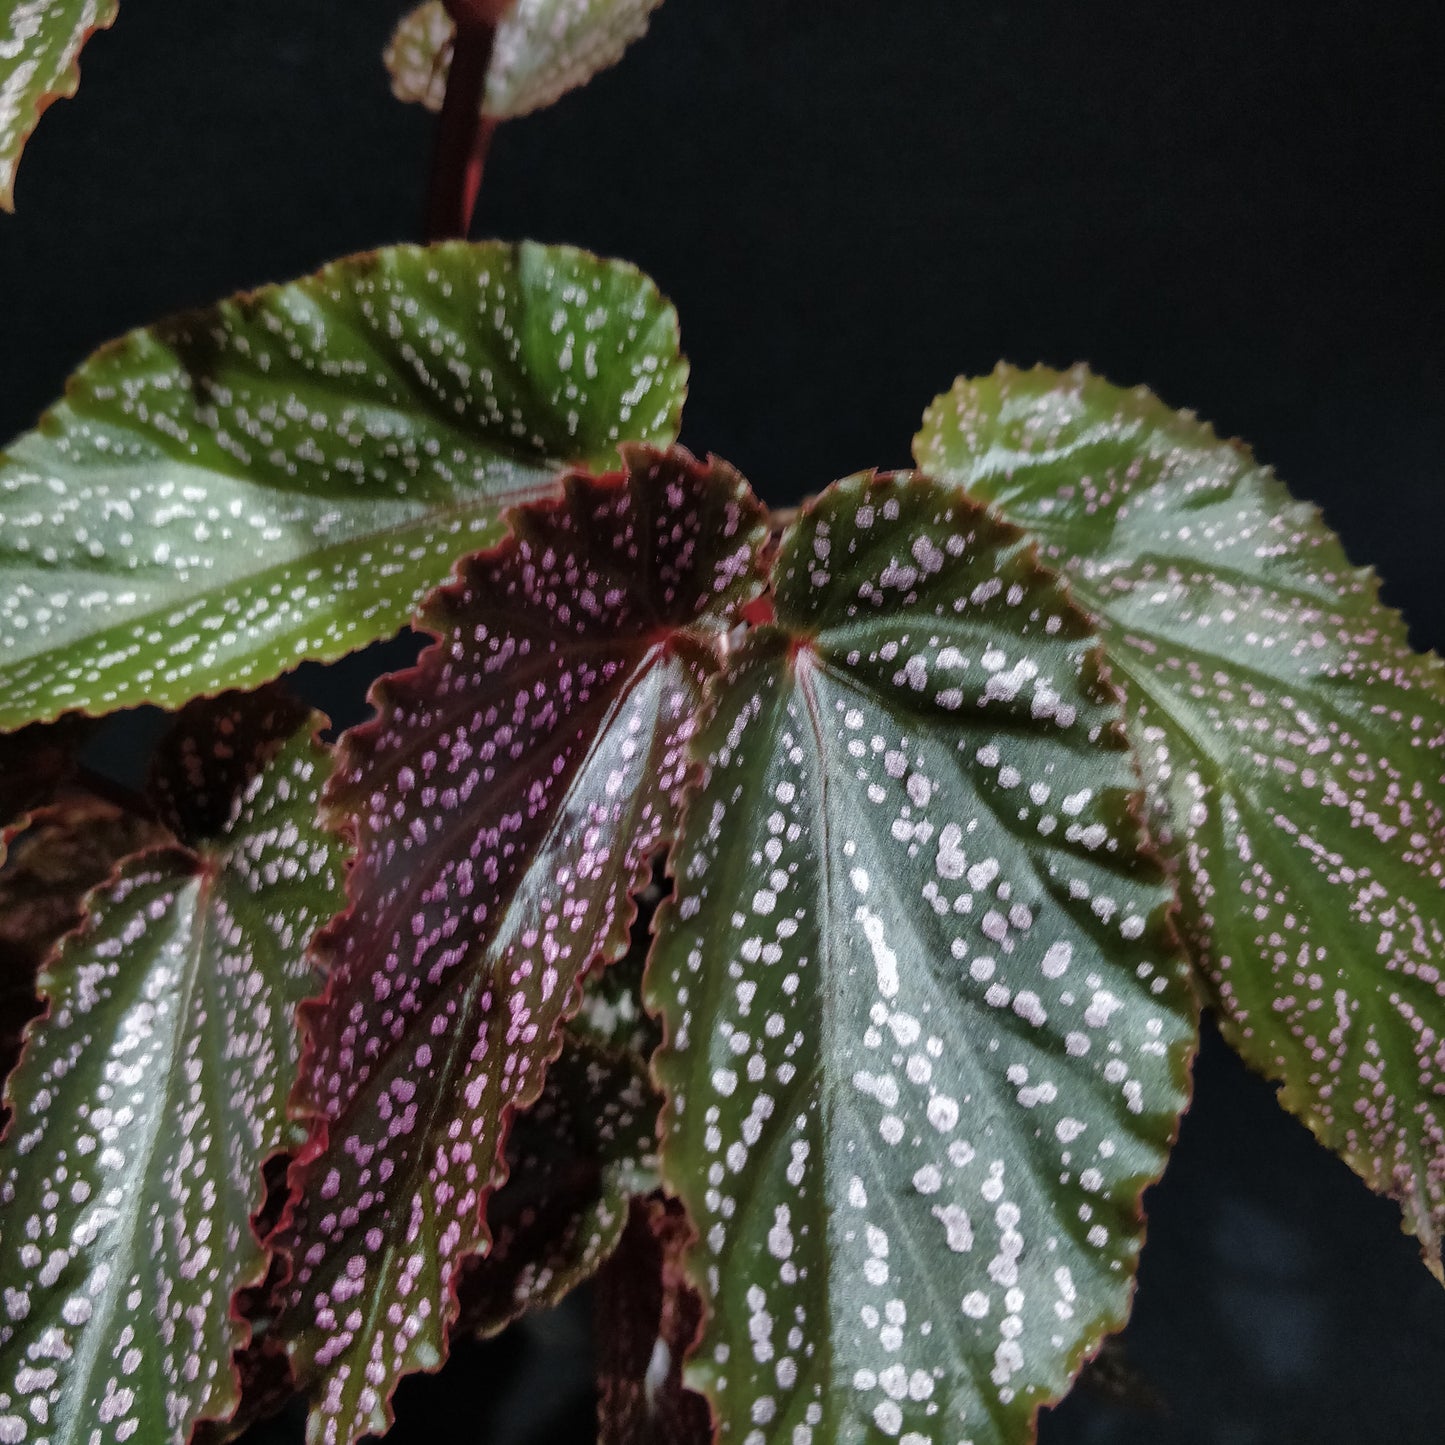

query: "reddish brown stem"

left=424, top=5, right=501, bottom=241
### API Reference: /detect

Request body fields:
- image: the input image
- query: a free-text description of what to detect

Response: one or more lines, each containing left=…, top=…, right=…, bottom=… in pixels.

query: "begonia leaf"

left=386, top=0, right=664, bottom=120
left=0, top=720, right=87, bottom=867
left=0, top=0, right=118, bottom=211
left=0, top=788, right=170, bottom=1126
left=0, top=699, right=343, bottom=1444
left=648, top=472, right=1196, bottom=1444
left=278, top=446, right=767, bottom=1445
left=453, top=1030, right=660, bottom=1340
left=916, top=365, right=1445, bottom=1278
left=0, top=240, right=686, bottom=727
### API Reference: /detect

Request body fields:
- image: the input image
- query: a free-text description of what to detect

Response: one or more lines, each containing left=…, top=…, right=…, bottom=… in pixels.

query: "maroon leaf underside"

left=0, top=718, right=89, bottom=866
left=277, top=446, right=768, bottom=1444
left=594, top=1196, right=712, bottom=1445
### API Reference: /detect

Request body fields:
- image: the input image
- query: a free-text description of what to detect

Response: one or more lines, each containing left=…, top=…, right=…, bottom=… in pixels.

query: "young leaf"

left=0, top=0, right=118, bottom=211
left=0, top=700, right=342, bottom=1444
left=0, top=719, right=87, bottom=867
left=594, top=1196, right=711, bottom=1445
left=0, top=789, right=170, bottom=1126
left=453, top=1031, right=660, bottom=1340
left=386, top=0, right=664, bottom=120
left=278, top=447, right=767, bottom=1445
left=648, top=472, right=1196, bottom=1444
left=0, top=240, right=686, bottom=728
left=915, top=365, right=1445, bottom=1278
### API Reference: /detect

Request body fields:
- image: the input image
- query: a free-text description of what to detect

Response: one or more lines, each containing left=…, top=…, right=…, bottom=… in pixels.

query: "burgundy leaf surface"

left=278, top=446, right=767, bottom=1444
left=594, top=1196, right=711, bottom=1445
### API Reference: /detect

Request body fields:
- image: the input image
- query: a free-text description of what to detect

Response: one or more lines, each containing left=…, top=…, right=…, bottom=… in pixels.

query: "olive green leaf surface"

left=916, top=365, right=1445, bottom=1278
left=386, top=0, right=664, bottom=119
left=278, top=448, right=767, bottom=1445
left=454, top=1031, right=661, bottom=1339
left=0, top=697, right=343, bottom=1445
left=0, top=0, right=118, bottom=210
left=0, top=240, right=686, bottom=728
left=648, top=473, right=1196, bottom=1444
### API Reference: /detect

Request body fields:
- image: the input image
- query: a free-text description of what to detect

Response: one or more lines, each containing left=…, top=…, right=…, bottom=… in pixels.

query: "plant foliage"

left=0, top=235, right=1439, bottom=1445
left=386, top=0, right=665, bottom=119
left=276, top=448, right=767, bottom=1441
left=916, top=366, right=1445, bottom=1277
left=0, top=0, right=118, bottom=210
left=0, top=693, right=343, bottom=1445
left=648, top=472, right=1195, bottom=1443
left=0, top=241, right=685, bottom=727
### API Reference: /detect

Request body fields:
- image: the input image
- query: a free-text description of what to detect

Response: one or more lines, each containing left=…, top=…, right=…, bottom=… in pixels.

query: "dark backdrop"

left=1, top=4, right=1442, bottom=1443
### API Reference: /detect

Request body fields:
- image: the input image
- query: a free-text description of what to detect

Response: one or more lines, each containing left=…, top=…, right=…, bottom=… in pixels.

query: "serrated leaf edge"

left=643, top=466, right=1199, bottom=1443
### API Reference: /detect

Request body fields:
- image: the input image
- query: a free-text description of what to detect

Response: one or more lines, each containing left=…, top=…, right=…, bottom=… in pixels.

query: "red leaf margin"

left=272, top=443, right=771, bottom=1443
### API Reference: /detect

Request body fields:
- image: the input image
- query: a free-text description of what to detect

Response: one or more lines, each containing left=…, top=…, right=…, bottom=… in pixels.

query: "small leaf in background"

left=0, top=0, right=119, bottom=211
left=0, top=788, right=169, bottom=1125
left=594, top=1196, right=711, bottom=1445
left=916, top=365, right=1445, bottom=1279
left=454, top=1032, right=661, bottom=1340
left=455, top=885, right=665, bottom=1340
left=0, top=718, right=88, bottom=865
left=0, top=696, right=343, bottom=1444
left=386, top=0, right=664, bottom=120
left=0, top=240, right=687, bottom=728
left=278, top=447, right=767, bottom=1444
left=649, top=472, right=1196, bottom=1444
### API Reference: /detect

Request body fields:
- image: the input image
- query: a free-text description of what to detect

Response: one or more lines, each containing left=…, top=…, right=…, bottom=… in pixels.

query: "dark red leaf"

left=276, top=445, right=767, bottom=1443
left=594, top=1196, right=712, bottom=1445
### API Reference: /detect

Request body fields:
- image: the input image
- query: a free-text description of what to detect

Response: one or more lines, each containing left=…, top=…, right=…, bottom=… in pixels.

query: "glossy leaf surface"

left=916, top=365, right=1445, bottom=1276
left=649, top=473, right=1195, bottom=1444
left=0, top=789, right=169, bottom=1127
left=454, top=1031, right=660, bottom=1339
left=386, top=0, right=663, bottom=119
left=0, top=0, right=117, bottom=210
left=280, top=448, right=767, bottom=1444
left=0, top=241, right=686, bottom=727
left=0, top=704, right=342, bottom=1444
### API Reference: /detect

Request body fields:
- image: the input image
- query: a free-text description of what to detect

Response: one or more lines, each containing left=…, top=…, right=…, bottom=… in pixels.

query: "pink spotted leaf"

left=647, top=472, right=1197, bottom=1444
left=916, top=366, right=1445, bottom=1279
left=276, top=446, right=768, bottom=1444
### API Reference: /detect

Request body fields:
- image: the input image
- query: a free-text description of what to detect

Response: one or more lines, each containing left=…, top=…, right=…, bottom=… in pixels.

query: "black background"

left=1, top=3, right=1443, bottom=1442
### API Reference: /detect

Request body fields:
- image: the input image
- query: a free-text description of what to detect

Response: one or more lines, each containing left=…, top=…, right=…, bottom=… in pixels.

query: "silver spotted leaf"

left=648, top=472, right=1196, bottom=1445
left=0, top=240, right=686, bottom=728
left=0, top=788, right=171, bottom=1130
left=453, top=1030, right=660, bottom=1340
left=0, top=704, right=343, bottom=1445
left=277, top=446, right=768, bottom=1445
left=0, top=0, right=118, bottom=210
left=386, top=0, right=663, bottom=120
left=915, top=365, right=1445, bottom=1279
